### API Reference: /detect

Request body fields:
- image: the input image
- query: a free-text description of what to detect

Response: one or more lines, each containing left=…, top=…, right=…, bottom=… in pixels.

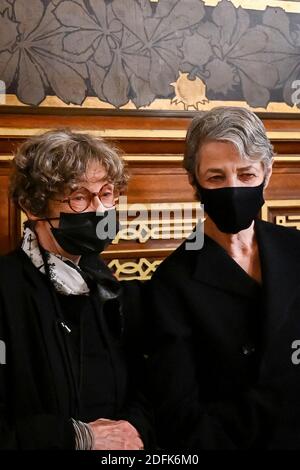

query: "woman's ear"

left=264, top=159, right=274, bottom=189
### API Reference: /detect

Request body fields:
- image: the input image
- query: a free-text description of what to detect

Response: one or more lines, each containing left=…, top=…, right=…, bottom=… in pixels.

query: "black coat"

left=146, top=220, right=300, bottom=449
left=0, top=249, right=153, bottom=449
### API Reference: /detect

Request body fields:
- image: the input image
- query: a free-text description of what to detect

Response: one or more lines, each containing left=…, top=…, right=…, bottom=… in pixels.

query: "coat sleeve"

left=0, top=294, right=75, bottom=450
left=119, top=280, right=156, bottom=449
left=146, top=275, right=283, bottom=450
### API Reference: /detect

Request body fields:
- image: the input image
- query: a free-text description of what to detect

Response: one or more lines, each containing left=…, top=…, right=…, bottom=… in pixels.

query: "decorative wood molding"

left=261, top=200, right=300, bottom=228
left=275, top=215, right=300, bottom=230
left=274, top=155, right=300, bottom=162
left=2, top=154, right=300, bottom=163
left=112, top=202, right=200, bottom=245
left=108, top=258, right=163, bottom=281
left=1, top=127, right=300, bottom=141
left=3, top=95, right=300, bottom=114
left=0, top=156, right=13, bottom=161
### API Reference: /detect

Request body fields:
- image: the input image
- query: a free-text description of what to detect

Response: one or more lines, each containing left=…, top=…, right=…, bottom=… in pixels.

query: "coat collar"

left=79, top=253, right=121, bottom=302
left=192, top=226, right=261, bottom=298
left=192, top=220, right=300, bottom=345
left=255, top=219, right=300, bottom=346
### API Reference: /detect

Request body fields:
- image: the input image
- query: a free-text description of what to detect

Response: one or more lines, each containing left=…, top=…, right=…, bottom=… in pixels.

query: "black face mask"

left=48, top=210, right=119, bottom=255
left=195, top=181, right=265, bottom=234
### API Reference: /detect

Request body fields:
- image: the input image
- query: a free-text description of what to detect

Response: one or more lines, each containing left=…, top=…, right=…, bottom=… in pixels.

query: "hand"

left=87, top=418, right=144, bottom=450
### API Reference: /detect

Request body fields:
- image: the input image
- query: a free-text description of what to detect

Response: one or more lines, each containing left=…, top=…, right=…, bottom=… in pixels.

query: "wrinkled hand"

left=88, top=418, right=144, bottom=450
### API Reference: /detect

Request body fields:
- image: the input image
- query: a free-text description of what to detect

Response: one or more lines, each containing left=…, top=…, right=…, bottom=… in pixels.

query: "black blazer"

left=0, top=249, right=153, bottom=449
left=147, top=220, right=300, bottom=449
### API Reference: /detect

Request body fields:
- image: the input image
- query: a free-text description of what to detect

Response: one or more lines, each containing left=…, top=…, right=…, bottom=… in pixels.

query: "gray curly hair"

left=10, top=129, right=129, bottom=217
left=184, top=106, right=274, bottom=184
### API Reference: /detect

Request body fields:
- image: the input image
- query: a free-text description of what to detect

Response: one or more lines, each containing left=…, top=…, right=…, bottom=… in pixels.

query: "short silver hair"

left=184, top=106, right=274, bottom=184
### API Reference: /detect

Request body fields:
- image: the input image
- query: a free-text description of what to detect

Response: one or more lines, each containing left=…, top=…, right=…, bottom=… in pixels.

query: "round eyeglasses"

left=53, top=184, right=119, bottom=213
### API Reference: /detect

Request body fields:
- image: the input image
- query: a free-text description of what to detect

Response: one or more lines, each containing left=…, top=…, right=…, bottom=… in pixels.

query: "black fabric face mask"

left=49, top=210, right=119, bottom=255
left=195, top=180, right=265, bottom=234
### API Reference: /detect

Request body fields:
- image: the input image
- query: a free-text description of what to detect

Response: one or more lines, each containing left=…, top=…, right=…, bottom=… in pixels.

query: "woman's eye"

left=240, top=173, right=256, bottom=179
left=73, top=195, right=86, bottom=201
left=208, top=175, right=223, bottom=181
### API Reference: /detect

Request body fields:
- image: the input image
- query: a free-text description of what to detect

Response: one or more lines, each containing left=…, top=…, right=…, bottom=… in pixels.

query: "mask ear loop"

left=24, top=216, right=59, bottom=231
left=24, top=218, right=60, bottom=258
left=45, top=217, right=55, bottom=229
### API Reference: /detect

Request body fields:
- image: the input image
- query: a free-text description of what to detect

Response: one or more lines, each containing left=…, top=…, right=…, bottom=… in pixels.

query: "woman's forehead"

left=198, top=141, right=262, bottom=170
left=79, top=162, right=107, bottom=184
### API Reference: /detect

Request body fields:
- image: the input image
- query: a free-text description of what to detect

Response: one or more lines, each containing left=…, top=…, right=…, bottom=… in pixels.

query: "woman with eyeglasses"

left=0, top=129, right=153, bottom=450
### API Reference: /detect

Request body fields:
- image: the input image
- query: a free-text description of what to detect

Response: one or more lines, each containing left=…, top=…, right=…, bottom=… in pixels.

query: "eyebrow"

left=205, top=165, right=257, bottom=175
left=79, top=176, right=107, bottom=183
left=205, top=169, right=224, bottom=175
left=70, top=179, right=109, bottom=193
left=73, top=177, right=108, bottom=188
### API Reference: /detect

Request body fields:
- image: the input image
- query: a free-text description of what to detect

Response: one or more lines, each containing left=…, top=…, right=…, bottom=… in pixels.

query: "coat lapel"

left=255, top=220, right=300, bottom=348
left=193, top=233, right=260, bottom=298
left=193, top=221, right=300, bottom=344
left=79, top=253, right=121, bottom=302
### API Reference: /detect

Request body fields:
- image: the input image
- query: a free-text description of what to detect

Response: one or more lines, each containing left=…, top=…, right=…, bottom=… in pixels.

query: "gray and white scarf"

left=22, top=227, right=90, bottom=296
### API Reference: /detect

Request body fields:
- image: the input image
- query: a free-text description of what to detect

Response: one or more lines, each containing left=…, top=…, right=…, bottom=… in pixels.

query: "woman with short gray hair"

left=0, top=129, right=153, bottom=450
left=184, top=106, right=274, bottom=183
left=148, top=106, right=300, bottom=449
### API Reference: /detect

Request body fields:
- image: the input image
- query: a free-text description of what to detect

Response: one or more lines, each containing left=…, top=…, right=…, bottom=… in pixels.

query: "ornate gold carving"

left=113, top=202, right=200, bottom=244
left=108, top=258, right=162, bottom=281
left=261, top=200, right=300, bottom=228
left=113, top=220, right=197, bottom=244
left=275, top=215, right=300, bottom=230
left=171, top=72, right=209, bottom=110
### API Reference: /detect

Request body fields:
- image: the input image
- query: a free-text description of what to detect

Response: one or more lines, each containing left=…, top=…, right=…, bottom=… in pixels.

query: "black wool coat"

left=146, top=220, right=300, bottom=450
left=0, top=249, right=153, bottom=449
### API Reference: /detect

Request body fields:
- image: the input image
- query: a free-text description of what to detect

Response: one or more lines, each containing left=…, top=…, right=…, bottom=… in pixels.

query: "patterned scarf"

left=22, top=227, right=90, bottom=296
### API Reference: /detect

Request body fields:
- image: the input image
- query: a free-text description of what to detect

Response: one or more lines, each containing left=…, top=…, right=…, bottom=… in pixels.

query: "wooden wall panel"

left=0, top=110, right=300, bottom=279
left=126, top=162, right=192, bottom=204
left=0, top=170, right=10, bottom=253
left=0, top=161, right=20, bottom=254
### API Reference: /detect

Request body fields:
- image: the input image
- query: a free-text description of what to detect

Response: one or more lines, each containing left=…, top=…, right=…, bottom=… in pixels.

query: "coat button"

left=242, top=344, right=255, bottom=356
